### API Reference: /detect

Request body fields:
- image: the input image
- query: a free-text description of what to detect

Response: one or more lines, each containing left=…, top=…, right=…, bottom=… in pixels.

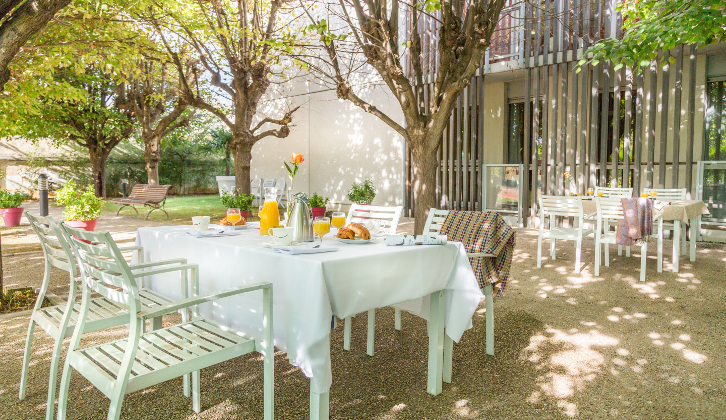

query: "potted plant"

left=346, top=179, right=376, bottom=205
left=0, top=191, right=28, bottom=227
left=55, top=180, right=103, bottom=231
left=220, top=190, right=255, bottom=220
left=308, top=192, right=330, bottom=219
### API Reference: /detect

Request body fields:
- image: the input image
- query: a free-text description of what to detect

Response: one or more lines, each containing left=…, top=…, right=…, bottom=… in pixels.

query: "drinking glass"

left=226, top=208, right=241, bottom=225
left=313, top=216, right=331, bottom=242
left=640, top=193, right=648, bottom=197
left=649, top=191, right=657, bottom=198
left=331, top=212, right=346, bottom=229
left=587, top=187, right=594, bottom=195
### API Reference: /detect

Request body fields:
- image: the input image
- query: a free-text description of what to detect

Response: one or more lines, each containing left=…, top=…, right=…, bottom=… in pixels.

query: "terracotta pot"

left=311, top=207, right=326, bottom=219
left=1, top=207, right=23, bottom=227
left=354, top=203, right=370, bottom=219
left=64, top=219, right=97, bottom=244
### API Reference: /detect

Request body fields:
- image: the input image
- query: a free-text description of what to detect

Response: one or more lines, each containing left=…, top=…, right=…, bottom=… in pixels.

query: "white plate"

left=219, top=224, right=248, bottom=231
left=337, top=238, right=371, bottom=245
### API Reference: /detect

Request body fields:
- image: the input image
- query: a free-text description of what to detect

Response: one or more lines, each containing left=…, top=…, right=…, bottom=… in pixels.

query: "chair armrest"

left=131, top=263, right=198, bottom=278
left=129, top=258, right=187, bottom=270
left=119, top=245, right=143, bottom=252
left=137, top=282, right=272, bottom=320
left=584, top=212, right=597, bottom=219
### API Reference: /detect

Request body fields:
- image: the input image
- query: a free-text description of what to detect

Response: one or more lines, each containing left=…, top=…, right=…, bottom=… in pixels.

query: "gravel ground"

left=1, top=214, right=725, bottom=419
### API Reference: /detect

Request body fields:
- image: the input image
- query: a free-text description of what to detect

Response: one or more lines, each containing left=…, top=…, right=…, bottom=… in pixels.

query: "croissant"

left=336, top=227, right=355, bottom=240
left=348, top=223, right=371, bottom=240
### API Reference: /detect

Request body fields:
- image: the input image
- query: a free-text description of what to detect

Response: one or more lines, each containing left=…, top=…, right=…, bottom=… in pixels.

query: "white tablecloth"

left=135, top=226, right=482, bottom=393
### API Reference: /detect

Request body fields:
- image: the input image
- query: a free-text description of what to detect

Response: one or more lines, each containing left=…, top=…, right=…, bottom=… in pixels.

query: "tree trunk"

left=89, top=147, right=110, bottom=198
left=143, top=134, right=162, bottom=185
left=232, top=138, right=253, bottom=195
left=411, top=140, right=439, bottom=234
left=224, top=146, right=231, bottom=176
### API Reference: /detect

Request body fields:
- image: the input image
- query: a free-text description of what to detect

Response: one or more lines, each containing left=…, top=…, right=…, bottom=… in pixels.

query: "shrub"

left=55, top=180, right=103, bottom=221
left=308, top=192, right=330, bottom=208
left=0, top=191, right=28, bottom=208
left=220, top=190, right=254, bottom=211
left=346, top=179, right=376, bottom=204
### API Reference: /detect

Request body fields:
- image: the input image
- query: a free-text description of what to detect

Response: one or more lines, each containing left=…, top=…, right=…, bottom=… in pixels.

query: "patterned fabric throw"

left=616, top=198, right=653, bottom=246
left=439, top=211, right=516, bottom=296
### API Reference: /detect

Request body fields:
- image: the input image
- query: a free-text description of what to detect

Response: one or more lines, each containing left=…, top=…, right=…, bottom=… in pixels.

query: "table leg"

left=673, top=221, right=681, bottom=273
left=657, top=218, right=664, bottom=273
left=690, top=216, right=698, bottom=262
left=427, top=290, right=445, bottom=396
left=309, top=386, right=330, bottom=420
left=443, top=334, right=453, bottom=384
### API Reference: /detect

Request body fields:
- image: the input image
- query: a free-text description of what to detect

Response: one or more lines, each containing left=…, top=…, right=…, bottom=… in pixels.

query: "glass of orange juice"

left=587, top=187, right=594, bottom=195
left=259, top=187, right=279, bottom=235
left=227, top=208, right=241, bottom=225
left=331, top=212, right=346, bottom=229
left=596, top=191, right=604, bottom=197
left=640, top=193, right=648, bottom=197
left=649, top=191, right=657, bottom=197
left=313, top=217, right=330, bottom=242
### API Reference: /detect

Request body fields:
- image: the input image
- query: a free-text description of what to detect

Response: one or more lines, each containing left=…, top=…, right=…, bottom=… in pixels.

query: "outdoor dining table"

left=582, top=198, right=709, bottom=272
left=134, top=225, right=483, bottom=419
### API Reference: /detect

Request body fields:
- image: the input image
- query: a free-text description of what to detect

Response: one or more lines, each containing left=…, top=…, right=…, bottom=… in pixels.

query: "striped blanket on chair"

left=439, top=211, right=516, bottom=296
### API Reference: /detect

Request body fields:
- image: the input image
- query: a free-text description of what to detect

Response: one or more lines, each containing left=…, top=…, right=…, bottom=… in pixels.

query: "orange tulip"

left=291, top=153, right=304, bottom=164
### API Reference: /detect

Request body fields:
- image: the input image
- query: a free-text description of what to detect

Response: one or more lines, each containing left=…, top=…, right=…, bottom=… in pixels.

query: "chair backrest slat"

left=423, top=209, right=451, bottom=234
left=346, top=204, right=403, bottom=234
left=539, top=195, right=584, bottom=217
left=62, top=224, right=139, bottom=309
left=643, top=188, right=687, bottom=200
left=594, top=187, right=633, bottom=197
left=595, top=196, right=625, bottom=220
left=24, top=212, right=76, bottom=277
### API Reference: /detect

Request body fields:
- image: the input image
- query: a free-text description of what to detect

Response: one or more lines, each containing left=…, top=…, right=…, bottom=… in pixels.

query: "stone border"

left=0, top=293, right=64, bottom=321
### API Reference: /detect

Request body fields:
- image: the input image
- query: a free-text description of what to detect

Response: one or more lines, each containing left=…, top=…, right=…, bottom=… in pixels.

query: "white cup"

left=192, top=216, right=210, bottom=231
left=268, top=227, right=293, bottom=246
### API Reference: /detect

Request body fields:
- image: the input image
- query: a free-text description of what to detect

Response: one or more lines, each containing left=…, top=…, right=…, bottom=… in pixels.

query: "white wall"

left=251, top=76, right=405, bottom=211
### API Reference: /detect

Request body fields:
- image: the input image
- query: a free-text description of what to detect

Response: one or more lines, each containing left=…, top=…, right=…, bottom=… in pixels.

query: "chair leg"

left=673, top=221, right=681, bottom=272
left=56, top=364, right=73, bottom=420
left=604, top=242, right=610, bottom=267
left=618, top=245, right=623, bottom=256
left=550, top=239, right=556, bottom=260
left=575, top=239, right=582, bottom=274
left=343, top=317, right=352, bottom=351
left=640, top=242, right=648, bottom=282
left=192, top=370, right=201, bottom=413
left=18, top=321, right=36, bottom=400
left=626, top=246, right=631, bottom=257
left=44, top=334, right=66, bottom=420
left=485, top=284, right=494, bottom=356
left=681, top=221, right=687, bottom=256
left=657, top=218, right=664, bottom=273
left=537, top=235, right=543, bottom=268
left=366, top=309, right=375, bottom=356
left=394, top=308, right=401, bottom=331
left=144, top=207, right=154, bottom=221
left=594, top=239, right=601, bottom=276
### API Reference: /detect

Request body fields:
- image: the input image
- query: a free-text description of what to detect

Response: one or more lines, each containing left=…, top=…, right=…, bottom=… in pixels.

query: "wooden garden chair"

left=56, top=225, right=274, bottom=420
left=20, top=212, right=196, bottom=420
left=537, top=195, right=595, bottom=273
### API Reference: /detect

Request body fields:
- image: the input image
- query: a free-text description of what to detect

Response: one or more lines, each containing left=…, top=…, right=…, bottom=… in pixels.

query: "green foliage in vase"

left=308, top=192, right=330, bottom=208
left=346, top=179, right=376, bottom=205
left=55, top=180, right=103, bottom=221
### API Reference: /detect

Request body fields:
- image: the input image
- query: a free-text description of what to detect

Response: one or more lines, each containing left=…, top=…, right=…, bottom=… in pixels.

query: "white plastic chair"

left=250, top=178, right=262, bottom=207
left=57, top=225, right=274, bottom=420
left=594, top=197, right=652, bottom=282
left=594, top=187, right=633, bottom=197
left=20, top=213, right=195, bottom=420
left=537, top=196, right=595, bottom=273
left=341, top=205, right=403, bottom=355
left=396, top=208, right=497, bottom=355
left=644, top=188, right=688, bottom=267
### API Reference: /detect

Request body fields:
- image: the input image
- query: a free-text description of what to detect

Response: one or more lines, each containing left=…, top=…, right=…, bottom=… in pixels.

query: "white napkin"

left=273, top=244, right=339, bottom=255
left=654, top=200, right=670, bottom=211
left=186, top=229, right=241, bottom=238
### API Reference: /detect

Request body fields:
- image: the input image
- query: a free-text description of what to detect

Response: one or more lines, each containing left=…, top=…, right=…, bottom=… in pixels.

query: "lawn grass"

left=102, top=195, right=258, bottom=223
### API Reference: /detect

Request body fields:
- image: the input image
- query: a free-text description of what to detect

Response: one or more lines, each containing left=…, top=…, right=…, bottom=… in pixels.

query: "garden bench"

left=110, top=184, right=171, bottom=220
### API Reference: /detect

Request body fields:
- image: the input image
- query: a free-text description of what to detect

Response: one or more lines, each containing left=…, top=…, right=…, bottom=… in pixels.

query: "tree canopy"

left=581, top=0, right=726, bottom=70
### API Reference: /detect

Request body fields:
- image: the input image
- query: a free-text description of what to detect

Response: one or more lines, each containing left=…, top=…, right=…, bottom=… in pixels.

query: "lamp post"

left=121, top=178, right=129, bottom=198
left=38, top=174, right=48, bottom=217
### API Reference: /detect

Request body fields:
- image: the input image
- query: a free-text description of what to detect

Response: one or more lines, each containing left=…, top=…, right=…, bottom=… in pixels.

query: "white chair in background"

left=21, top=213, right=195, bottom=420
left=593, top=197, right=653, bottom=282
left=537, top=195, right=594, bottom=273
left=57, top=225, right=274, bottom=420
left=341, top=205, right=403, bottom=355
left=594, top=187, right=633, bottom=197
left=250, top=178, right=262, bottom=206
left=394, top=208, right=498, bottom=357
left=644, top=188, right=688, bottom=270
